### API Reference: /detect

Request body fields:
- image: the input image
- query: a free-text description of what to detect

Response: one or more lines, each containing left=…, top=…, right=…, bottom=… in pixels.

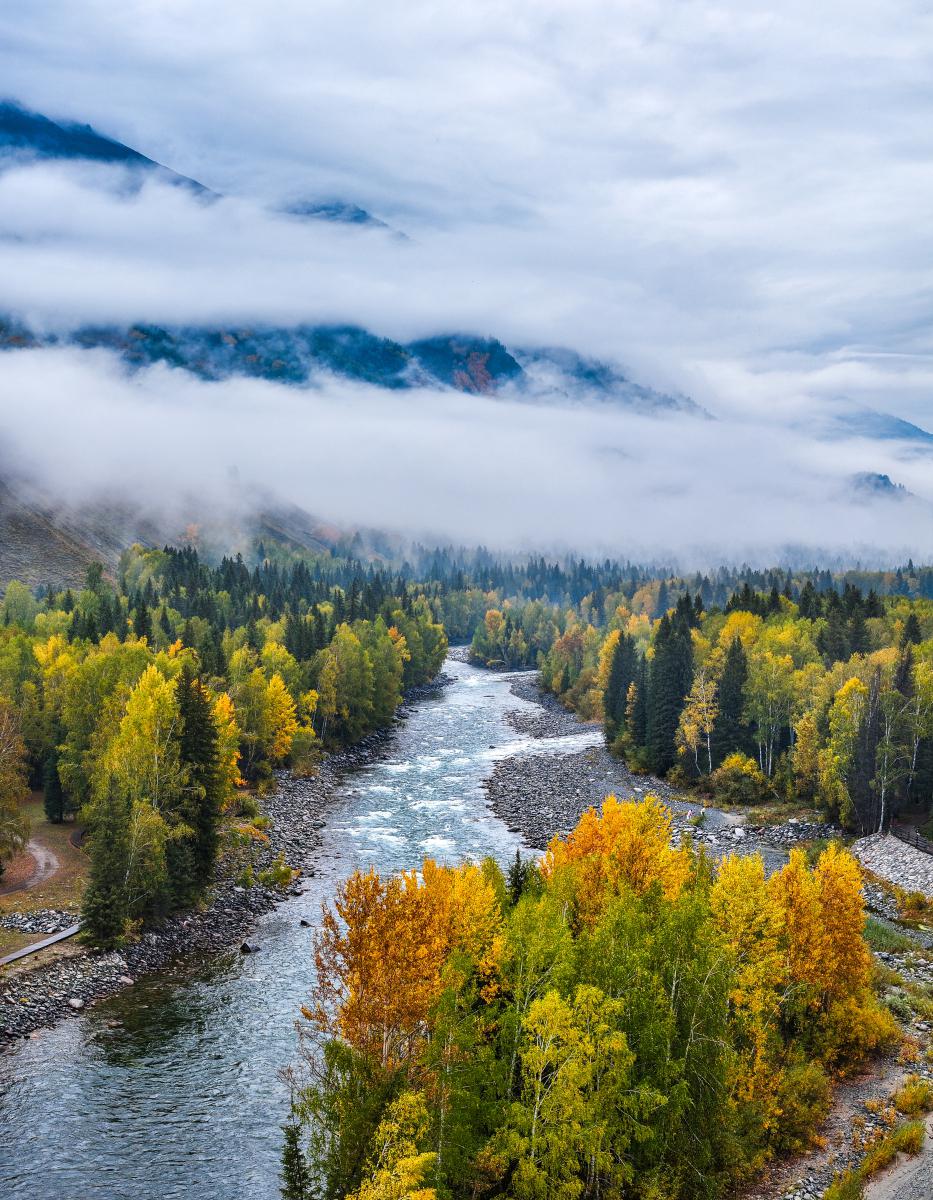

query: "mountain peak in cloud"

left=0, top=98, right=212, bottom=194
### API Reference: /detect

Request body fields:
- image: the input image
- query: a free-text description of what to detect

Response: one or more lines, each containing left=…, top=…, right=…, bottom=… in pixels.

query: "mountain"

left=848, top=472, right=913, bottom=501
left=0, top=99, right=212, bottom=194
left=0, top=471, right=344, bottom=588
left=807, top=405, right=933, bottom=450
left=513, top=346, right=700, bottom=415
left=830, top=409, right=933, bottom=446
left=0, top=313, right=699, bottom=414
left=279, top=198, right=388, bottom=229
left=1, top=100, right=391, bottom=228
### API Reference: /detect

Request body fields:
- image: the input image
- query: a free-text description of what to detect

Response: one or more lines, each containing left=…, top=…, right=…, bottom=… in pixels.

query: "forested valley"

left=1, top=544, right=933, bottom=1200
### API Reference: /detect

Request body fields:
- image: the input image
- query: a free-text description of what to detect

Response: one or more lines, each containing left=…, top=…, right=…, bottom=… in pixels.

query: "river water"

left=0, top=657, right=604, bottom=1200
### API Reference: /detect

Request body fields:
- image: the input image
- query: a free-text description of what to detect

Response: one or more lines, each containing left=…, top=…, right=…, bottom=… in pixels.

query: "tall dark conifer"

left=177, top=665, right=223, bottom=890
left=280, top=1122, right=312, bottom=1200
left=134, top=602, right=152, bottom=642
left=82, top=784, right=130, bottom=949
left=629, top=657, right=648, bottom=748
left=711, top=637, right=750, bottom=766
left=646, top=613, right=693, bottom=774
left=604, top=633, right=637, bottom=743
left=42, top=750, right=65, bottom=824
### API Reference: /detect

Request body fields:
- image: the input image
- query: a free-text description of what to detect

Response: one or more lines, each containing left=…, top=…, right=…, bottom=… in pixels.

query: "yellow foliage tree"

left=310, top=858, right=503, bottom=1070
left=212, top=691, right=243, bottom=802
left=541, top=795, right=692, bottom=924
left=347, top=1091, right=437, bottom=1200
left=265, top=672, right=298, bottom=762
left=711, top=854, right=786, bottom=1132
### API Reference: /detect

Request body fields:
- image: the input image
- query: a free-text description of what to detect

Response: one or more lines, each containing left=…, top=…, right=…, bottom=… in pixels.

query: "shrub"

left=823, top=1170, right=863, bottom=1200
left=708, top=753, right=771, bottom=805
left=885, top=990, right=913, bottom=1023
left=825, top=1120, right=926, bottom=1199
left=861, top=1119, right=925, bottom=1174
left=893, top=1074, right=933, bottom=1117
left=258, top=853, right=297, bottom=890
left=236, top=794, right=261, bottom=820
left=771, top=1061, right=832, bottom=1153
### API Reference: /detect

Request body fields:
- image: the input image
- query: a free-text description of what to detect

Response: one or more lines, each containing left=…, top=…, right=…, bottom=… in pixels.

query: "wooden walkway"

left=0, top=922, right=82, bottom=967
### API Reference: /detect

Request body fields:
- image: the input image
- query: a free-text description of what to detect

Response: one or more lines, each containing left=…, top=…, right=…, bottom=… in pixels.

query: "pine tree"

left=901, top=611, right=922, bottom=647
left=628, top=659, right=648, bottom=747
left=134, top=602, right=152, bottom=641
left=280, top=1122, right=312, bottom=1200
left=177, top=666, right=223, bottom=890
left=711, top=637, right=751, bottom=766
left=82, top=784, right=130, bottom=949
left=646, top=613, right=693, bottom=774
left=42, top=751, right=65, bottom=824
left=604, top=634, right=637, bottom=742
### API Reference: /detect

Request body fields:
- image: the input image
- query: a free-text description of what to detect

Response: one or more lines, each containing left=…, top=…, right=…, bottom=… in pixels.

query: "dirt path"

left=0, top=840, right=60, bottom=895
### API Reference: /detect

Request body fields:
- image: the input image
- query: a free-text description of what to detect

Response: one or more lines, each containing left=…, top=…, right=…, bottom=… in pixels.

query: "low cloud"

left=1, top=347, right=930, bottom=568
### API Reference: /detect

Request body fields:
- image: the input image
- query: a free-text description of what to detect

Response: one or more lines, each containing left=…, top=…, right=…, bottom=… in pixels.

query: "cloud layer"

left=0, top=2, right=931, bottom=561
left=1, top=347, right=930, bottom=568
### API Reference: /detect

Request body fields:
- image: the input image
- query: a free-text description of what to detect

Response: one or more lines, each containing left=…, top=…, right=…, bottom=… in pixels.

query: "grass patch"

left=864, top=917, right=918, bottom=954
left=824, top=1120, right=927, bottom=1199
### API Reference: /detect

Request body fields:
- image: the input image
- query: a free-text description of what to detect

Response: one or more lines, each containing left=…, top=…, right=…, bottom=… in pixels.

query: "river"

left=0, top=656, right=603, bottom=1200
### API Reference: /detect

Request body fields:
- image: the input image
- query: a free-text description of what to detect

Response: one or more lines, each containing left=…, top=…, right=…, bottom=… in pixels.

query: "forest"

left=470, top=576, right=933, bottom=835
left=282, top=796, right=897, bottom=1200
left=0, top=544, right=447, bottom=946
left=2, top=545, right=933, bottom=951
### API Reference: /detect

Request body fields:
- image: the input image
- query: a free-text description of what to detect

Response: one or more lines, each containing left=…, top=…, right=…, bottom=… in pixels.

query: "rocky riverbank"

left=0, top=674, right=451, bottom=1045
left=489, top=677, right=837, bottom=871
left=852, top=834, right=933, bottom=901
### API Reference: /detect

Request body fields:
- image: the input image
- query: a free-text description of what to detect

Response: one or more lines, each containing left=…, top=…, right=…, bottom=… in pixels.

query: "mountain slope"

left=0, top=99, right=211, bottom=193
left=0, top=315, right=699, bottom=413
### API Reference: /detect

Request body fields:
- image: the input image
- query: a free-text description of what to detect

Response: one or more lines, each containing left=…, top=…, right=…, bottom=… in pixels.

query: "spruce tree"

left=177, top=666, right=223, bottom=891
left=280, top=1122, right=312, bottom=1200
left=42, top=751, right=65, bottom=824
left=646, top=613, right=693, bottom=774
left=82, top=784, right=130, bottom=949
left=628, top=658, right=648, bottom=748
left=604, top=633, right=637, bottom=743
left=901, top=611, right=922, bottom=647
left=711, top=637, right=750, bottom=766
left=134, top=602, right=152, bottom=641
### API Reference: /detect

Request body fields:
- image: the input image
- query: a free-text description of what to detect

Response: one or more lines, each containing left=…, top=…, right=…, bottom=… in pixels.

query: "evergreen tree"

left=280, top=1122, right=312, bottom=1200
left=604, top=634, right=637, bottom=742
left=711, top=637, right=751, bottom=766
left=177, top=666, right=223, bottom=890
left=901, top=611, right=922, bottom=647
left=82, top=784, right=130, bottom=949
left=134, top=602, right=152, bottom=642
left=628, top=658, right=648, bottom=747
left=848, top=607, right=869, bottom=655
left=798, top=580, right=820, bottom=619
left=646, top=613, right=693, bottom=774
left=42, top=751, right=65, bottom=824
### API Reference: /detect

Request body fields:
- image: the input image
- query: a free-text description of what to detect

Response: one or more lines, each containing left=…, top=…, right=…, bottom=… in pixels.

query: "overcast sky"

left=0, top=2, right=931, bottom=561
